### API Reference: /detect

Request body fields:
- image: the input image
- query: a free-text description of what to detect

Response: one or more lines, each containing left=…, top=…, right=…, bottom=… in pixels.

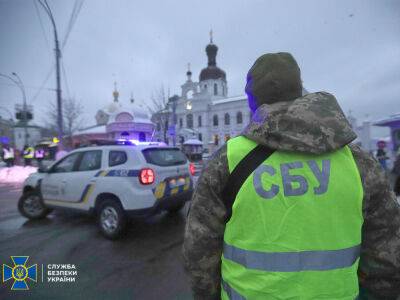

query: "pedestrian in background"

left=183, top=52, right=400, bottom=299
left=34, top=146, right=45, bottom=168
left=55, top=144, right=68, bottom=161
left=2, top=144, right=14, bottom=167
left=23, top=144, right=34, bottom=166
left=376, top=140, right=389, bottom=170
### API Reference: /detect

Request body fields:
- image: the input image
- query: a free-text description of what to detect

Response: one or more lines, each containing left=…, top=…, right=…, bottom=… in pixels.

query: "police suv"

left=19, top=141, right=194, bottom=239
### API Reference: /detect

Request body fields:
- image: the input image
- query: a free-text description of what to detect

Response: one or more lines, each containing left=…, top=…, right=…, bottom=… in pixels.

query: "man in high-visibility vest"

left=34, top=146, right=45, bottom=168
left=23, top=144, right=34, bottom=166
left=183, top=53, right=400, bottom=299
left=2, top=144, right=15, bottom=167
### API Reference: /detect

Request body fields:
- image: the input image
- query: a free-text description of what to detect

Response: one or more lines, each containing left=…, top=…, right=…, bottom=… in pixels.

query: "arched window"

left=198, top=115, right=202, bottom=127
left=213, top=115, right=218, bottom=126
left=236, top=111, right=243, bottom=124
left=198, top=133, right=202, bottom=141
left=224, top=113, right=230, bottom=125
left=214, top=83, right=218, bottom=95
left=138, top=132, right=146, bottom=142
left=186, top=114, right=193, bottom=128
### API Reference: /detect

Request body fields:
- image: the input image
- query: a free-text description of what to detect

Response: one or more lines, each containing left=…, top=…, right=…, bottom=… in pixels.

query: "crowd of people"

left=0, top=143, right=52, bottom=168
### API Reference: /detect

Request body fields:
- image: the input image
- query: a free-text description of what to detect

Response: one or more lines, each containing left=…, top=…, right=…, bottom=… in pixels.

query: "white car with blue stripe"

left=18, top=142, right=194, bottom=239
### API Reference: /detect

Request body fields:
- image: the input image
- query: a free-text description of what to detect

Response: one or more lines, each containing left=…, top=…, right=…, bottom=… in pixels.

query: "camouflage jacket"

left=183, top=92, right=400, bottom=299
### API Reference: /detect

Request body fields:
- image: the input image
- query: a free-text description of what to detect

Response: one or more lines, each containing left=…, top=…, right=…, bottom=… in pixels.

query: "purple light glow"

left=245, top=74, right=257, bottom=113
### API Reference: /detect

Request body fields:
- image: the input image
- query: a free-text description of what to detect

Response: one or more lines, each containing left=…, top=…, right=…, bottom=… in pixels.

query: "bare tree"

left=63, top=98, right=84, bottom=136
left=147, top=86, right=170, bottom=143
left=44, top=97, right=84, bottom=139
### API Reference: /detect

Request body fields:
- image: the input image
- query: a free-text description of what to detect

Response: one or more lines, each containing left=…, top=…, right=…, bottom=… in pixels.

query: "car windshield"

left=142, top=148, right=187, bottom=166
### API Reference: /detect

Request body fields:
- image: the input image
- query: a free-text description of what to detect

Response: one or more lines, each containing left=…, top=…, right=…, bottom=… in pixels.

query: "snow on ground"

left=0, top=166, right=37, bottom=183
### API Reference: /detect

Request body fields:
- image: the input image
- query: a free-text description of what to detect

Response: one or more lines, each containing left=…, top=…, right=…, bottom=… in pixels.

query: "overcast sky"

left=0, top=0, right=399, bottom=137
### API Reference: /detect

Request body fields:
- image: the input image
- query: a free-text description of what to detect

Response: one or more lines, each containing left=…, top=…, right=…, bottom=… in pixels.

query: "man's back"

left=184, top=90, right=400, bottom=299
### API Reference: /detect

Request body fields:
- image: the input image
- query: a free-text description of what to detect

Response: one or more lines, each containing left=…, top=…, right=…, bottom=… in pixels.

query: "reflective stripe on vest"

left=222, top=278, right=360, bottom=300
left=222, top=279, right=245, bottom=300
left=222, top=136, right=363, bottom=300
left=35, top=150, right=45, bottom=159
left=224, top=242, right=361, bottom=272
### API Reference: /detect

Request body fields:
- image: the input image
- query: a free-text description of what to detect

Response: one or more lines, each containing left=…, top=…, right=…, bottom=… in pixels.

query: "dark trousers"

left=5, top=159, right=14, bottom=167
left=24, top=158, right=32, bottom=166
left=36, top=159, right=43, bottom=168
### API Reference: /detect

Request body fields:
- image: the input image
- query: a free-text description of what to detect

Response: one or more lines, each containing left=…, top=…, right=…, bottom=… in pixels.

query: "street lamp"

left=37, top=0, right=63, bottom=143
left=0, top=73, right=28, bottom=145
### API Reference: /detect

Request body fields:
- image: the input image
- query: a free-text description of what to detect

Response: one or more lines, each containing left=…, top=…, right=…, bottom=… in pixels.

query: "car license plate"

left=169, top=177, right=186, bottom=188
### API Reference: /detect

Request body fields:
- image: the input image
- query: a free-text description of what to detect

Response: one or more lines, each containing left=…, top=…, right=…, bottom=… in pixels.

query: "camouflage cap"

left=246, top=52, right=302, bottom=111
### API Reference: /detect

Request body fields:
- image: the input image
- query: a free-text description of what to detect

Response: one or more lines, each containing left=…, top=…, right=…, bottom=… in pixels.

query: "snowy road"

left=0, top=182, right=192, bottom=300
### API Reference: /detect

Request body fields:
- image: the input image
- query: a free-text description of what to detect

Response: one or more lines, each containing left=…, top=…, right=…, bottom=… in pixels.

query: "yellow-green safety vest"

left=24, top=147, right=34, bottom=159
left=221, top=136, right=363, bottom=300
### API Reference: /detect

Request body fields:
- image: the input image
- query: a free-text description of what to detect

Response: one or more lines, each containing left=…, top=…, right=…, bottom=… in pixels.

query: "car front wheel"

left=98, top=200, right=127, bottom=239
left=18, top=191, right=52, bottom=219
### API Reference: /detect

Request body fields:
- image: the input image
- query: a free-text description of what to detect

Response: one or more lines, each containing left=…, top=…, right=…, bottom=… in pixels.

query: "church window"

left=236, top=111, right=243, bottom=124
left=186, top=114, right=193, bottom=128
left=224, top=113, right=230, bottom=125
left=214, top=83, right=218, bottom=95
left=198, top=115, right=202, bottom=127
left=213, top=115, right=219, bottom=126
